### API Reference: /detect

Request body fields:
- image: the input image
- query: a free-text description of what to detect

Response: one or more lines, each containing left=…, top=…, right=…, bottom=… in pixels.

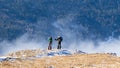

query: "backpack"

left=48, top=37, right=52, bottom=42
left=60, top=37, right=63, bottom=41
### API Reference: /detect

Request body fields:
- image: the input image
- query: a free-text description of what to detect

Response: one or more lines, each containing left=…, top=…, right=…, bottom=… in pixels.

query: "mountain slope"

left=0, top=49, right=120, bottom=68
left=0, top=0, right=120, bottom=41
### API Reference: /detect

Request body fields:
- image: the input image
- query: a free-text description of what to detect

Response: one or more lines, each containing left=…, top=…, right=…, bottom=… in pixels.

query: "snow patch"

left=0, top=56, right=18, bottom=62
left=36, top=49, right=86, bottom=58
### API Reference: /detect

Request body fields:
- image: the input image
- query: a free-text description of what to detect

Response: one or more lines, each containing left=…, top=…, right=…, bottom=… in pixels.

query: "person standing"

left=48, top=36, right=52, bottom=50
left=55, top=36, right=63, bottom=49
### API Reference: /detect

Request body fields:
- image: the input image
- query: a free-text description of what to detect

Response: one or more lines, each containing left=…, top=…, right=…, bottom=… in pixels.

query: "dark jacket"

left=55, top=36, right=63, bottom=43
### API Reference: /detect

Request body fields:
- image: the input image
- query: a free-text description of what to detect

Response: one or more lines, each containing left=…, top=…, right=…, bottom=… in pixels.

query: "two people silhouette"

left=48, top=36, right=63, bottom=50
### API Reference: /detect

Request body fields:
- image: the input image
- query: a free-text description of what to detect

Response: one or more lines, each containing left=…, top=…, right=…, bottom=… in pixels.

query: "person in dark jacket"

left=48, top=36, right=52, bottom=50
left=55, top=36, right=63, bottom=49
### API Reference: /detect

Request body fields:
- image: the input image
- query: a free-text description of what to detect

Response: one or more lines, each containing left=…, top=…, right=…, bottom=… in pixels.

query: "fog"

left=0, top=14, right=120, bottom=56
left=0, top=34, right=120, bottom=56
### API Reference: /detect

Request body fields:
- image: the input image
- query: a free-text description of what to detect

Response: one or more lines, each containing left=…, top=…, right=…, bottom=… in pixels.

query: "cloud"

left=0, top=13, right=120, bottom=57
left=68, top=38, right=120, bottom=56
left=0, top=30, right=120, bottom=57
left=52, top=13, right=120, bottom=56
left=0, top=34, right=47, bottom=55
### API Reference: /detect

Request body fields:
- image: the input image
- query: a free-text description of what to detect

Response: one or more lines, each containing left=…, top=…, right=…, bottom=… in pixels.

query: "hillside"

left=0, top=0, right=120, bottom=41
left=0, top=1, right=120, bottom=67
left=1, top=0, right=120, bottom=56
left=0, top=49, right=120, bottom=68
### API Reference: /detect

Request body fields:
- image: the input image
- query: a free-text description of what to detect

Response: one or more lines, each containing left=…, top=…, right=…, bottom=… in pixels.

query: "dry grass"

left=8, top=49, right=42, bottom=58
left=1, top=49, right=120, bottom=68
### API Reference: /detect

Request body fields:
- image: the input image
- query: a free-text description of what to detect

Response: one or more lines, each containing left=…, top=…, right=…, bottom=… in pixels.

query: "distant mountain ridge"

left=0, top=0, right=120, bottom=41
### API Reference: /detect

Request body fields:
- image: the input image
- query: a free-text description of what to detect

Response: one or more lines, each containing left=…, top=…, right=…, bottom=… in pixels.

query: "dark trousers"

left=48, top=41, right=52, bottom=50
left=57, top=45, right=61, bottom=49
left=57, top=41, right=61, bottom=49
left=48, top=45, right=52, bottom=50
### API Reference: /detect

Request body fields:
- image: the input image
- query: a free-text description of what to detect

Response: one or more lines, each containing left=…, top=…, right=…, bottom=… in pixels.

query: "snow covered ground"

left=35, top=49, right=86, bottom=58
left=0, top=56, right=18, bottom=62
left=36, top=50, right=72, bottom=57
left=0, top=56, right=7, bottom=61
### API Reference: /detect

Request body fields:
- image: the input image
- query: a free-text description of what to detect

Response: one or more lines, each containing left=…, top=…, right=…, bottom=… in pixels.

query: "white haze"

left=0, top=14, right=120, bottom=56
left=0, top=34, right=120, bottom=56
left=68, top=39, right=120, bottom=56
left=0, top=34, right=47, bottom=55
left=52, top=14, right=120, bottom=56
